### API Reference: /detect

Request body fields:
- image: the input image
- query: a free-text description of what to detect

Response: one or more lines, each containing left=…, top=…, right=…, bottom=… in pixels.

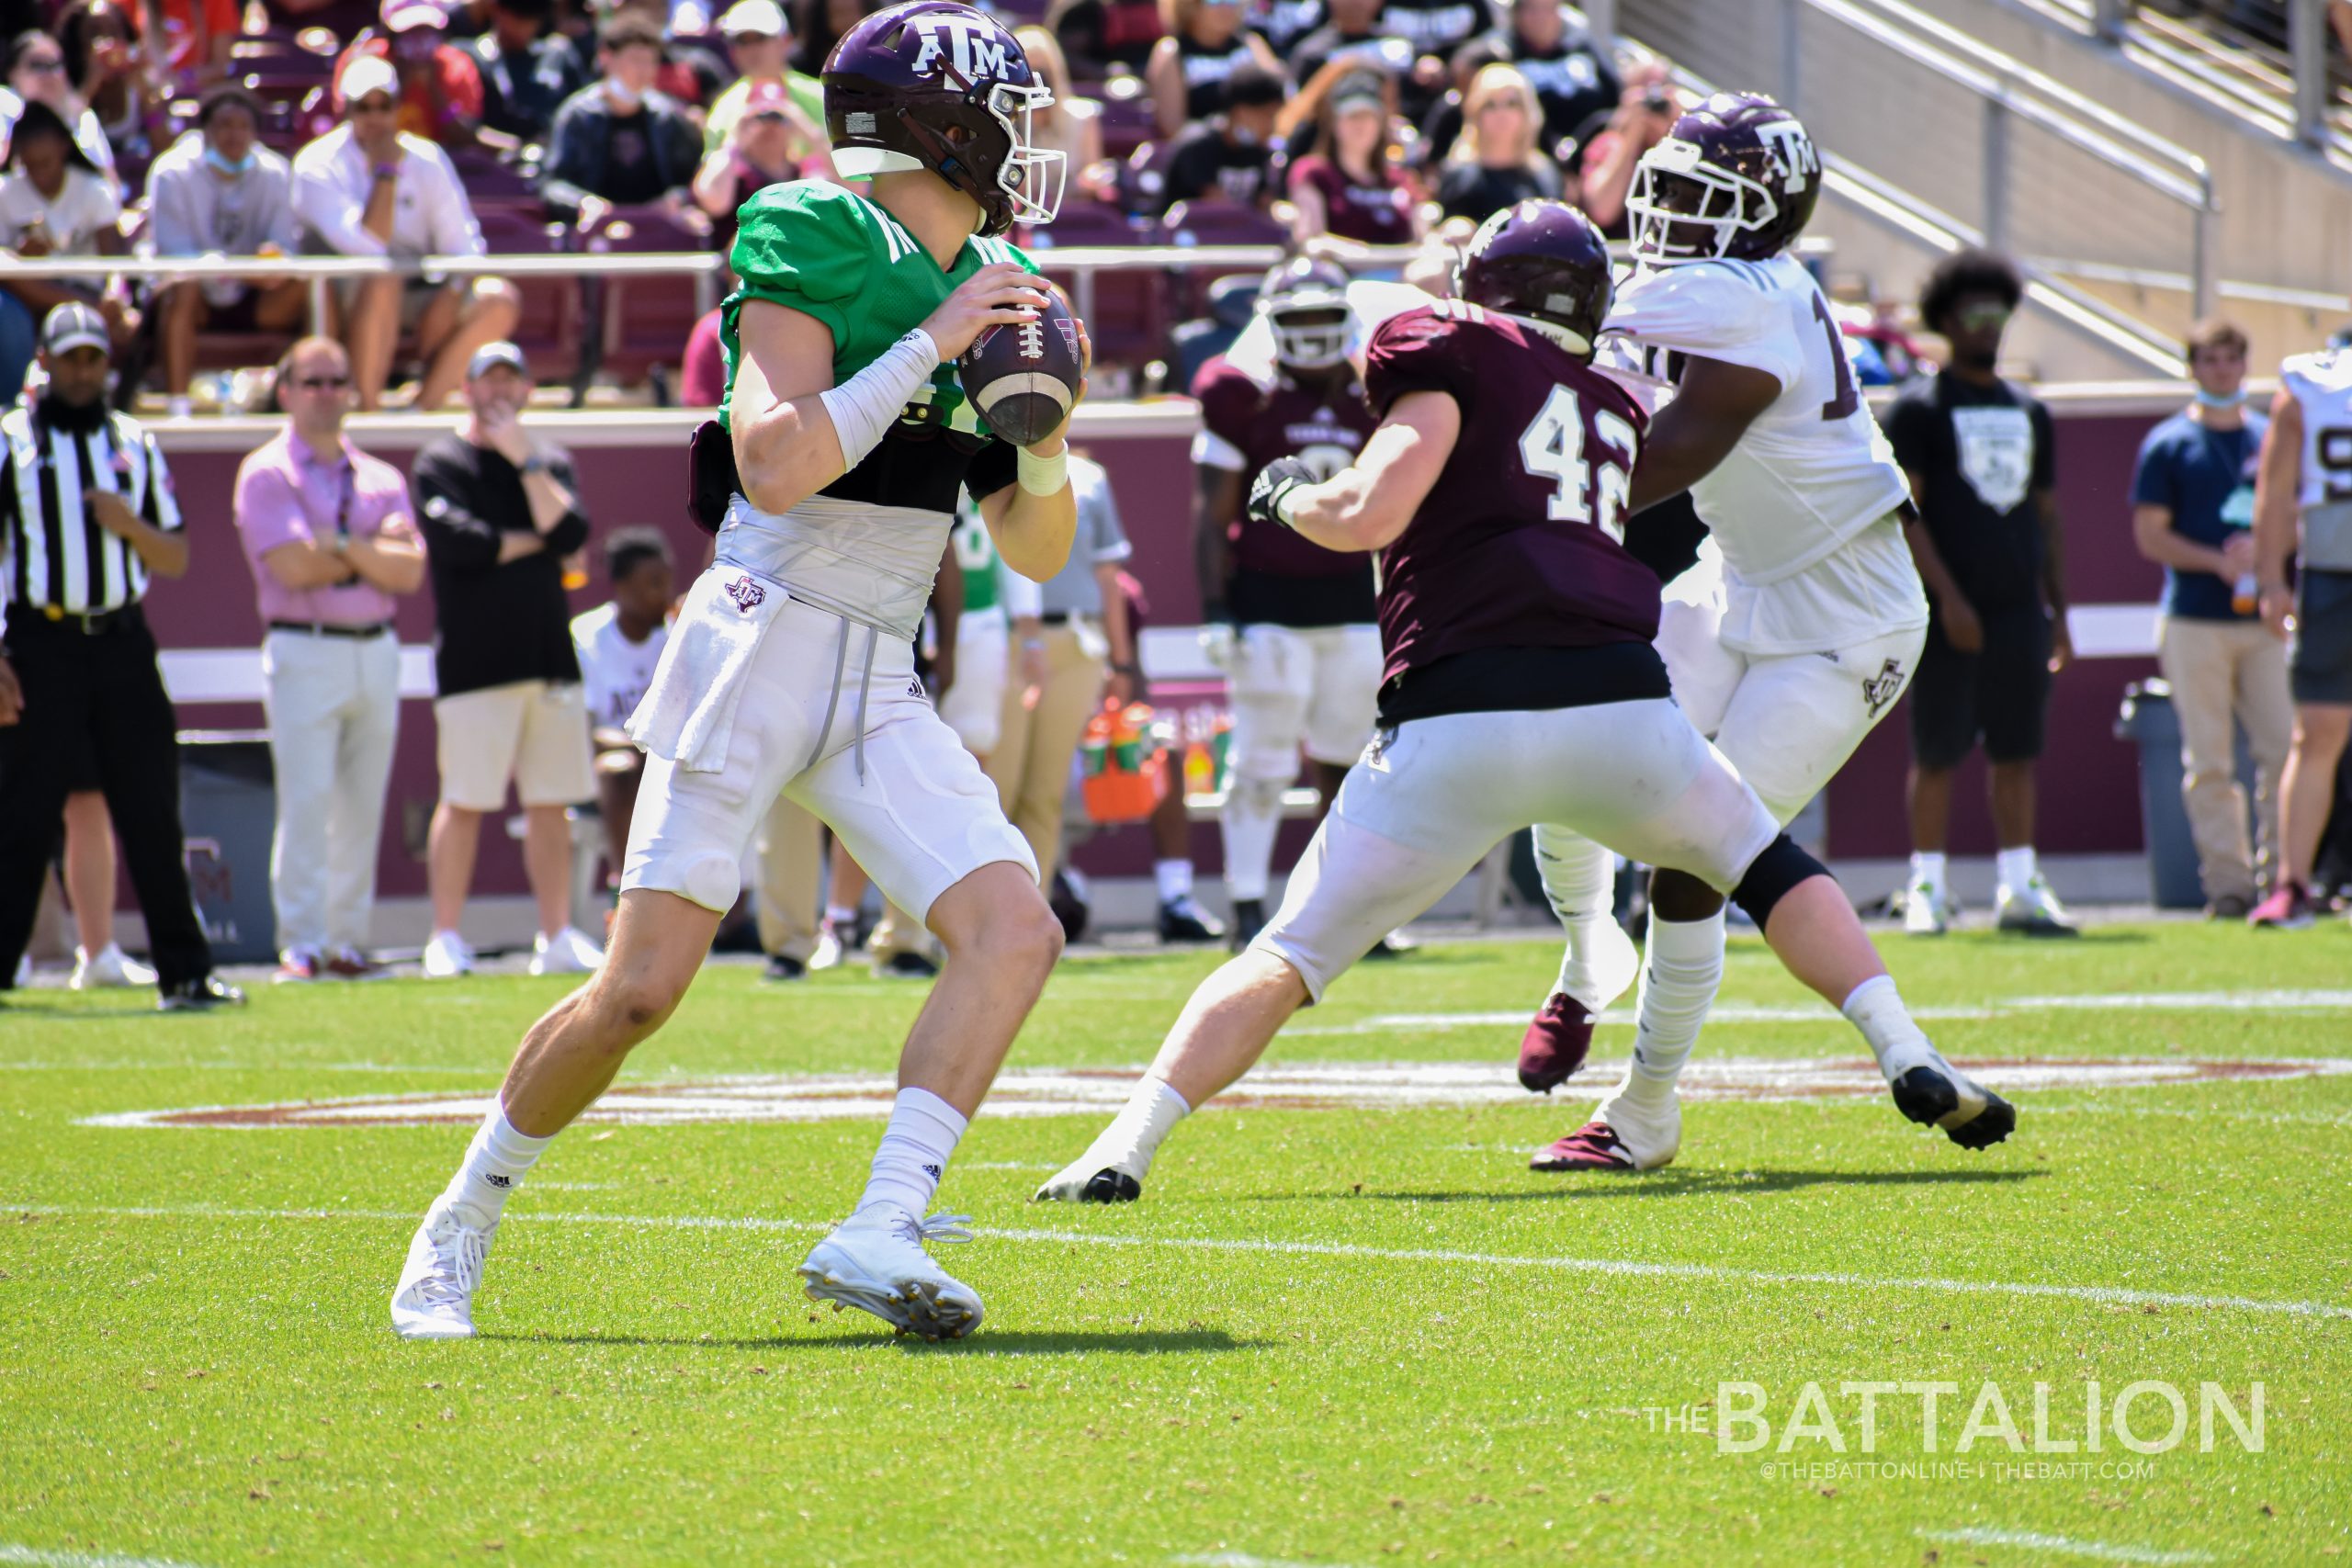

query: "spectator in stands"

left=233, top=336, right=425, bottom=982
left=1575, top=61, right=1688, bottom=236
left=1157, top=62, right=1285, bottom=213
left=1482, top=0, right=1615, bottom=152
left=0, top=102, right=134, bottom=398
left=1048, top=0, right=1160, bottom=79
left=705, top=0, right=824, bottom=152
left=984, top=452, right=1136, bottom=890
left=1290, top=0, right=1406, bottom=95
left=2130, top=318, right=2292, bottom=919
left=540, top=15, right=703, bottom=219
left=411, top=340, right=604, bottom=978
left=59, top=2, right=154, bottom=169
left=0, top=32, right=122, bottom=192
left=1433, top=63, right=1559, bottom=224
left=1147, top=0, right=1283, bottom=139
left=604, top=0, right=729, bottom=108
left=692, top=80, right=828, bottom=226
left=147, top=88, right=308, bottom=419
left=1287, top=72, right=1421, bottom=260
left=1890, top=248, right=2077, bottom=936
left=336, top=0, right=491, bottom=149
left=571, top=525, right=673, bottom=891
left=1015, top=26, right=1111, bottom=203
left=294, top=57, right=522, bottom=410
left=473, top=0, right=589, bottom=143
left=1384, top=0, right=1493, bottom=119
left=126, top=0, right=239, bottom=79
left=265, top=0, right=382, bottom=50
left=1411, top=34, right=1504, bottom=164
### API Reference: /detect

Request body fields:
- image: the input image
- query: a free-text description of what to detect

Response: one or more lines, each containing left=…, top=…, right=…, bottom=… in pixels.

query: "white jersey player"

left=1521, top=92, right=1935, bottom=1173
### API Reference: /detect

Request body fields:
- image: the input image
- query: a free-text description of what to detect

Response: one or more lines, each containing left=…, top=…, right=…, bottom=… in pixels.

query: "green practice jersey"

left=719, top=180, right=1043, bottom=514
left=951, top=502, right=1001, bottom=614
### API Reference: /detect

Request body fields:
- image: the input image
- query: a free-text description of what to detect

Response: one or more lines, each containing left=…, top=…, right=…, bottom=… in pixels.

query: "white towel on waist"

left=626, top=564, right=787, bottom=773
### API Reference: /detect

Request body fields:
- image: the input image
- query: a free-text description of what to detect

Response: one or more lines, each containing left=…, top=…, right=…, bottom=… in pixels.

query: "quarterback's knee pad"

left=1227, top=773, right=1288, bottom=819
left=1729, top=834, right=1830, bottom=930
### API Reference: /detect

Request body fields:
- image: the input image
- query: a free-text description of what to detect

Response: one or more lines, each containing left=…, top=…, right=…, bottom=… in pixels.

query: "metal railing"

left=1781, top=0, right=2222, bottom=318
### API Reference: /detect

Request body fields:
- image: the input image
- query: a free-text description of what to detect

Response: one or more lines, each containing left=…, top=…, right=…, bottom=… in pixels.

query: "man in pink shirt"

left=233, top=336, right=428, bottom=983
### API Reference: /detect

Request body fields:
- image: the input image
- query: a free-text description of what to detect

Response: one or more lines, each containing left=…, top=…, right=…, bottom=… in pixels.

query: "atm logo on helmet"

left=909, top=15, right=1012, bottom=83
left=1758, top=120, right=1820, bottom=191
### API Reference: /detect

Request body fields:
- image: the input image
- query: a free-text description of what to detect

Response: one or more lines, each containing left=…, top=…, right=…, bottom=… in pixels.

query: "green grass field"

left=3, top=923, right=2347, bottom=1566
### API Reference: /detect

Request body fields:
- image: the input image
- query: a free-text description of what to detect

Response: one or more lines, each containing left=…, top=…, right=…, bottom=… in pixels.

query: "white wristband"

left=1016, top=440, right=1069, bottom=497
left=817, top=328, right=940, bottom=471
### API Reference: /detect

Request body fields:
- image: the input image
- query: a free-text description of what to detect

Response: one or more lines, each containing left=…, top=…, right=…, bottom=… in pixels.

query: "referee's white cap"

left=40, top=302, right=110, bottom=358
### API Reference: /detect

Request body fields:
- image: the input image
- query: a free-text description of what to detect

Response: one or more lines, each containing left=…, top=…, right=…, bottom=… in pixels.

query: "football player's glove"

left=1247, top=456, right=1316, bottom=531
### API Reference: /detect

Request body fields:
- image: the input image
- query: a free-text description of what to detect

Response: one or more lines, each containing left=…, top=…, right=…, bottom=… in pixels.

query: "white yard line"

left=0, top=1546, right=209, bottom=1568
left=16, top=1202, right=2349, bottom=1322
left=1173, top=1553, right=1368, bottom=1568
left=1918, top=1528, right=2214, bottom=1564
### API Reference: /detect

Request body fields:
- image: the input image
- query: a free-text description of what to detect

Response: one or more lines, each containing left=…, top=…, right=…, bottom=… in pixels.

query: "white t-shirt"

left=571, top=602, right=672, bottom=728
left=1604, top=254, right=1924, bottom=654
left=0, top=164, right=122, bottom=255
left=291, top=124, right=484, bottom=259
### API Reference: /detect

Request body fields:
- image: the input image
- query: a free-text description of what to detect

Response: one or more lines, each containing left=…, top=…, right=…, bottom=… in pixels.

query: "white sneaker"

left=1995, top=874, right=2079, bottom=936
left=72, top=942, right=157, bottom=989
left=421, top=931, right=475, bottom=978
left=390, top=1194, right=496, bottom=1340
left=797, top=1206, right=983, bottom=1340
left=1901, top=880, right=1951, bottom=936
left=529, top=925, right=605, bottom=976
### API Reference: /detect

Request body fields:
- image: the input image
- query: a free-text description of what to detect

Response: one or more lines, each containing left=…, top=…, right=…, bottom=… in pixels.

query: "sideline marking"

left=81, top=1056, right=2352, bottom=1131
left=0, top=1547, right=210, bottom=1568
left=1918, top=1528, right=2214, bottom=1565
left=15, top=1202, right=2349, bottom=1321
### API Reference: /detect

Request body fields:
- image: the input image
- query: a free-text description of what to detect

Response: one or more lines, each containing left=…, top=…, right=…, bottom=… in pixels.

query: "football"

left=958, top=288, right=1084, bottom=447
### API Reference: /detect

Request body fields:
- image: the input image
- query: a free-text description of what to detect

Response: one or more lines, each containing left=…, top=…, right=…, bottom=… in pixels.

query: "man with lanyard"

left=0, top=304, right=244, bottom=1010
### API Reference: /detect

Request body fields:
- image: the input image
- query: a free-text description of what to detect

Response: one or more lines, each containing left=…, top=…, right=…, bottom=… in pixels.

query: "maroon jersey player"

left=1192, top=257, right=1385, bottom=948
left=1039, top=200, right=2010, bottom=1206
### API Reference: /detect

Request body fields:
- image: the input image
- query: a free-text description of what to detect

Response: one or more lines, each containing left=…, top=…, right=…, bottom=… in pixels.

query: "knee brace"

left=1729, top=834, right=1830, bottom=930
left=1227, top=773, right=1288, bottom=818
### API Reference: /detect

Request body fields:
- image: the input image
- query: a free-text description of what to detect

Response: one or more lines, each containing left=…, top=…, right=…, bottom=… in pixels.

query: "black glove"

left=1246, top=456, right=1316, bottom=531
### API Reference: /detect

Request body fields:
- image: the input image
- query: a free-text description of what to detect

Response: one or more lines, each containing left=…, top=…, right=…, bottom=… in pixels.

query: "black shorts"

left=2290, top=569, right=2352, bottom=706
left=1908, top=607, right=2052, bottom=769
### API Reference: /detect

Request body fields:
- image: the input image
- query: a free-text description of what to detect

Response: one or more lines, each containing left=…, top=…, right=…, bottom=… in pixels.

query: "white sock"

left=447, top=1102, right=551, bottom=1225
left=1155, top=858, right=1194, bottom=905
left=1219, top=775, right=1284, bottom=903
left=1996, top=846, right=2037, bottom=895
left=1540, top=830, right=1624, bottom=1012
left=855, top=1087, right=968, bottom=1217
left=825, top=904, right=857, bottom=928
left=1618, top=911, right=1724, bottom=1111
left=1908, top=852, right=1947, bottom=897
left=1842, top=973, right=1937, bottom=1083
left=1079, top=1077, right=1192, bottom=1179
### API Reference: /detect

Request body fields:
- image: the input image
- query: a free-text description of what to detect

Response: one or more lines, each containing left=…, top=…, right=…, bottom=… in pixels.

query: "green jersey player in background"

left=392, top=0, right=1083, bottom=1343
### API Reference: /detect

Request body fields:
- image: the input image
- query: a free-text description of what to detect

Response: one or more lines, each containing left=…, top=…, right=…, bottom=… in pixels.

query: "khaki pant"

left=264, top=628, right=401, bottom=955
left=983, top=622, right=1105, bottom=887
left=2157, top=615, right=2295, bottom=904
left=754, top=795, right=925, bottom=962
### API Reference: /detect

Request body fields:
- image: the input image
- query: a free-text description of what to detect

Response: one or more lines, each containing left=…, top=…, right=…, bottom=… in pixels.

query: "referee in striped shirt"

left=0, top=305, right=244, bottom=1010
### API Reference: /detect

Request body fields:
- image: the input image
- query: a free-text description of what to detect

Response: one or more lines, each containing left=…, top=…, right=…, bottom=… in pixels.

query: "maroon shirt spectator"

left=680, top=306, right=723, bottom=407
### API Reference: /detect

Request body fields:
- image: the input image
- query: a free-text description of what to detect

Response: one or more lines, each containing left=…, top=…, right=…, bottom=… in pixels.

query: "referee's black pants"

left=0, top=606, right=213, bottom=991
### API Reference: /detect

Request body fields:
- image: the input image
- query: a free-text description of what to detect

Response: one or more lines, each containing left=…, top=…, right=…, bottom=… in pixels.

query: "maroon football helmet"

left=1628, top=91, right=1820, bottom=265
left=823, top=0, right=1065, bottom=237
left=1257, top=255, right=1351, bottom=370
left=1452, top=199, right=1613, bottom=357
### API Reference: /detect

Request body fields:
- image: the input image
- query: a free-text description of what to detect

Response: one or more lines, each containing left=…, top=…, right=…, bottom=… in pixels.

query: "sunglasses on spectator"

left=21, top=55, right=64, bottom=73
left=293, top=374, right=352, bottom=389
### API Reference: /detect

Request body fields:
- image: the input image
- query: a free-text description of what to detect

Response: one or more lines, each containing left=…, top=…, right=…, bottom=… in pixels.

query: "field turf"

left=1, top=921, right=2346, bottom=1566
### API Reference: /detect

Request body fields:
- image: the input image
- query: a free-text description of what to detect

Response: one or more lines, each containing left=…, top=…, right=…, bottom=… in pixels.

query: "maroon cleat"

left=1516, top=992, right=1595, bottom=1093
left=1531, top=1121, right=1640, bottom=1171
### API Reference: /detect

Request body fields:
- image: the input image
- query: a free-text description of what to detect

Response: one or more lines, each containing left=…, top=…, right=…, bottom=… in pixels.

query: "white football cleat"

left=422, top=931, right=475, bottom=978
left=797, top=1206, right=983, bottom=1340
left=529, top=925, right=605, bottom=976
left=1034, top=1150, right=1144, bottom=1203
left=72, top=942, right=156, bottom=989
left=1995, top=874, right=2079, bottom=937
left=1901, top=880, right=1950, bottom=936
left=390, top=1195, right=496, bottom=1340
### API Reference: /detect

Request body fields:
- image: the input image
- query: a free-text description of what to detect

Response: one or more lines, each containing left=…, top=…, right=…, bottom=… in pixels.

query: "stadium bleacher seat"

left=1023, top=202, right=1168, bottom=372
left=577, top=207, right=716, bottom=402
left=1095, top=78, right=1155, bottom=161
left=475, top=208, right=583, bottom=389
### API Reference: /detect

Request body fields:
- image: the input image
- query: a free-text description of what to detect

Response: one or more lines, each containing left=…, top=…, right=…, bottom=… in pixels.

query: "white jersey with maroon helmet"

left=1604, top=254, right=1923, bottom=652
left=2278, top=348, right=2352, bottom=570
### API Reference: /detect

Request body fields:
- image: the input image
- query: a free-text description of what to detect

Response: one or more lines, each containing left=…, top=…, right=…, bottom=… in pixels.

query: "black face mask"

left=34, top=387, right=108, bottom=434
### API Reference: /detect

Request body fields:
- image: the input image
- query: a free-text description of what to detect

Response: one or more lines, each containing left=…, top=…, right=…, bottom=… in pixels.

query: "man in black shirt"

left=413, top=341, right=603, bottom=980
left=1487, top=0, right=1616, bottom=151
left=1886, top=249, right=2076, bottom=936
left=1157, top=64, right=1286, bottom=215
left=537, top=13, right=701, bottom=217
left=0, top=306, right=243, bottom=1010
left=473, top=0, right=588, bottom=143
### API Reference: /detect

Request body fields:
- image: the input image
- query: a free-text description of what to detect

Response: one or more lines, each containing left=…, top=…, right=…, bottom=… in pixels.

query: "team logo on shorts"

left=724, top=574, right=767, bottom=614
left=1860, top=658, right=1906, bottom=718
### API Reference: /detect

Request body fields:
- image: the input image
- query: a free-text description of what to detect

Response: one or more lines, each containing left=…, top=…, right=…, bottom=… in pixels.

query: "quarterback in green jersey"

left=393, top=0, right=1082, bottom=1345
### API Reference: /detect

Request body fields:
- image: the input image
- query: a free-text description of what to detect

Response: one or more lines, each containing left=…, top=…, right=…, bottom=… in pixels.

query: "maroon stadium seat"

left=578, top=207, right=719, bottom=400
left=1160, top=197, right=1290, bottom=247
left=474, top=208, right=582, bottom=387
left=1023, top=204, right=1166, bottom=373
left=1095, top=80, right=1154, bottom=161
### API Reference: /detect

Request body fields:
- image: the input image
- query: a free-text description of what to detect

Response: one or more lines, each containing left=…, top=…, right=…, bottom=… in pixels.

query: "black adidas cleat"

left=1890, top=1060, right=2016, bottom=1150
